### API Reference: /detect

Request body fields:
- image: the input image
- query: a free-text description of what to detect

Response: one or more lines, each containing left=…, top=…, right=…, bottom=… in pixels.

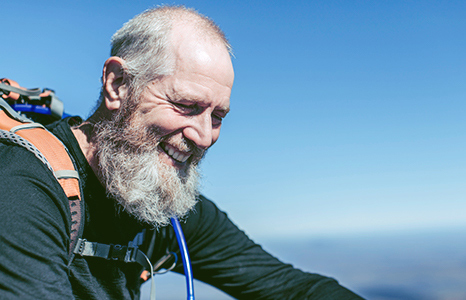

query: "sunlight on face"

left=94, top=23, right=234, bottom=227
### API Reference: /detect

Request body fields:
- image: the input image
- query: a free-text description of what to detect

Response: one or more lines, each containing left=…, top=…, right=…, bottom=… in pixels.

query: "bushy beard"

left=93, top=110, right=202, bottom=228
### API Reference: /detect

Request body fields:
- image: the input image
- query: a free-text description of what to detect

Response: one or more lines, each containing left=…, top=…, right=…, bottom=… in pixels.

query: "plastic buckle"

left=74, top=238, right=87, bottom=256
left=126, top=245, right=139, bottom=263
left=108, top=244, right=127, bottom=261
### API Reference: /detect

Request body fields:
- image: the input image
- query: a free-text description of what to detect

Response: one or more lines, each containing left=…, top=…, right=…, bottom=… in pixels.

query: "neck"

left=71, top=122, right=100, bottom=176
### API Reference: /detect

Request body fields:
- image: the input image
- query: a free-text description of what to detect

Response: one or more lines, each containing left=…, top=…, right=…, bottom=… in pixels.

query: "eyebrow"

left=216, top=106, right=230, bottom=115
left=169, top=91, right=230, bottom=115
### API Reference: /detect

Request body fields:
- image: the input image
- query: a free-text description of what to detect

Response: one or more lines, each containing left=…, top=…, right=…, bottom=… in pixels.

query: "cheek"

left=142, top=111, right=186, bottom=134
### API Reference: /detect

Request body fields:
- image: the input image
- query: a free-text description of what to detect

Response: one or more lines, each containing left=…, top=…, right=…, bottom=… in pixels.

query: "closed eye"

left=171, top=101, right=200, bottom=115
left=176, top=102, right=195, bottom=109
left=212, top=113, right=225, bottom=127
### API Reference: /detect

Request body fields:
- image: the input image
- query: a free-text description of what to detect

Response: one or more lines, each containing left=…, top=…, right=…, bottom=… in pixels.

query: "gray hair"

left=110, top=5, right=232, bottom=98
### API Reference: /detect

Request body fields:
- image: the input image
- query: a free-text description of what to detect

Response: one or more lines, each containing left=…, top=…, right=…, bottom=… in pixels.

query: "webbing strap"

left=55, top=170, right=80, bottom=180
left=10, top=123, right=45, bottom=133
left=73, top=238, right=152, bottom=271
left=0, top=80, right=42, bottom=98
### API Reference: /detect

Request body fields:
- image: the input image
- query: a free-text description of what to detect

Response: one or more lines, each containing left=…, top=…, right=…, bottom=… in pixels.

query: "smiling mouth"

left=160, top=143, right=191, bottom=163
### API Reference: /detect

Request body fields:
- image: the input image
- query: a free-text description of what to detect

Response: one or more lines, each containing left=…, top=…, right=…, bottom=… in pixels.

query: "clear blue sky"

left=2, top=0, right=465, bottom=240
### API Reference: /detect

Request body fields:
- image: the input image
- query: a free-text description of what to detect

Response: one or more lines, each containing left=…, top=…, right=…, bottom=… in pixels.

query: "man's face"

left=95, top=26, right=234, bottom=227
left=131, top=28, right=234, bottom=176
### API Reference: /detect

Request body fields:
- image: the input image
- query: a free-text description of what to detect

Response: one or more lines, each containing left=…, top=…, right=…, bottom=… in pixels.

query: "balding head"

left=109, top=5, right=232, bottom=98
left=77, top=6, right=234, bottom=227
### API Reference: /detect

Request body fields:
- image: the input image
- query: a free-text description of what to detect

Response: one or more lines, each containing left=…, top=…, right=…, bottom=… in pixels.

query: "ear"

left=102, top=57, right=128, bottom=111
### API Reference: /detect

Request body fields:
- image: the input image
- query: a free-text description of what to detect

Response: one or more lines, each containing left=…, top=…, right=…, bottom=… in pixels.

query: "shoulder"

left=0, top=141, right=59, bottom=187
left=0, top=141, right=53, bottom=179
left=186, top=194, right=228, bottom=225
left=0, top=140, right=71, bottom=243
left=181, top=194, right=248, bottom=245
left=0, top=141, right=71, bottom=228
left=0, top=143, right=74, bottom=299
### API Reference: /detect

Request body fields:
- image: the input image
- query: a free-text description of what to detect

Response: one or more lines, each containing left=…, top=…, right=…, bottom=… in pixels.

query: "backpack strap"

left=0, top=97, right=83, bottom=255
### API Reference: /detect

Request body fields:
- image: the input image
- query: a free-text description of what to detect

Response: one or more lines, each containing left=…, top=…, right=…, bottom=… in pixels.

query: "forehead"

left=170, top=22, right=234, bottom=84
left=164, top=23, right=234, bottom=109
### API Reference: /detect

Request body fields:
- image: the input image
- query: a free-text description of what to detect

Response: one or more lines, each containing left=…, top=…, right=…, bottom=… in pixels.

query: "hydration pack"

left=0, top=78, right=83, bottom=254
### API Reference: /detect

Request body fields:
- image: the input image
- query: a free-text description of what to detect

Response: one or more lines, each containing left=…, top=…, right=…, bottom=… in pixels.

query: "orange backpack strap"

left=0, top=97, right=83, bottom=254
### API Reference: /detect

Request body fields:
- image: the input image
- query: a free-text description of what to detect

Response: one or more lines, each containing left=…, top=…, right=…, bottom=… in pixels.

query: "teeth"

left=168, top=147, right=175, bottom=156
left=162, top=143, right=191, bottom=163
left=173, top=152, right=180, bottom=160
left=179, top=154, right=189, bottom=163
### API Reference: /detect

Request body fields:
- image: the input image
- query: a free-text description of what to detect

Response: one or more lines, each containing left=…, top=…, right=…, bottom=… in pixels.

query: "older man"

left=0, top=6, right=363, bottom=299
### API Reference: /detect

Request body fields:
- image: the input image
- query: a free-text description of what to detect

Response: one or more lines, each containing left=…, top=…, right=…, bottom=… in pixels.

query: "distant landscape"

left=142, top=228, right=466, bottom=299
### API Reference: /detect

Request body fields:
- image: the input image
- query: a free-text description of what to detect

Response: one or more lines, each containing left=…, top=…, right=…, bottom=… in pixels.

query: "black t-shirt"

left=0, top=118, right=363, bottom=299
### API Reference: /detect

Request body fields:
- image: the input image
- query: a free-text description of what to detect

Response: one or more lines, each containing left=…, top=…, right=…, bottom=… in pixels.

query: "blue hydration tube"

left=170, top=217, right=195, bottom=300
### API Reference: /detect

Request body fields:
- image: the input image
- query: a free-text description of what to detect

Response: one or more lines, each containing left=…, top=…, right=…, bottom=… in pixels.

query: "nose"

left=183, top=112, right=215, bottom=150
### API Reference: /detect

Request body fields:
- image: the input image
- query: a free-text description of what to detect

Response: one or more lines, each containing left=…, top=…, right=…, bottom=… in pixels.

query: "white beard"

left=94, top=118, right=201, bottom=228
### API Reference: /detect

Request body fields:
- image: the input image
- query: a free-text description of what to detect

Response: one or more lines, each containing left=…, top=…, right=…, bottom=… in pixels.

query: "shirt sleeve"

left=0, top=144, right=74, bottom=300
left=175, top=195, right=364, bottom=300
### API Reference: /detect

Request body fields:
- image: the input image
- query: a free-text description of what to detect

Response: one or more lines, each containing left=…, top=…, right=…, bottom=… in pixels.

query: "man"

left=0, top=6, right=363, bottom=299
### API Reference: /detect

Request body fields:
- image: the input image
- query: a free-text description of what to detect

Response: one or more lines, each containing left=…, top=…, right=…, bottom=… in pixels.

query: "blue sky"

left=2, top=0, right=465, bottom=240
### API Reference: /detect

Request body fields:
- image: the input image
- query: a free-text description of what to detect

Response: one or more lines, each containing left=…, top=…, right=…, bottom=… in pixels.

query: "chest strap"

left=73, top=237, right=177, bottom=276
left=73, top=238, right=152, bottom=270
